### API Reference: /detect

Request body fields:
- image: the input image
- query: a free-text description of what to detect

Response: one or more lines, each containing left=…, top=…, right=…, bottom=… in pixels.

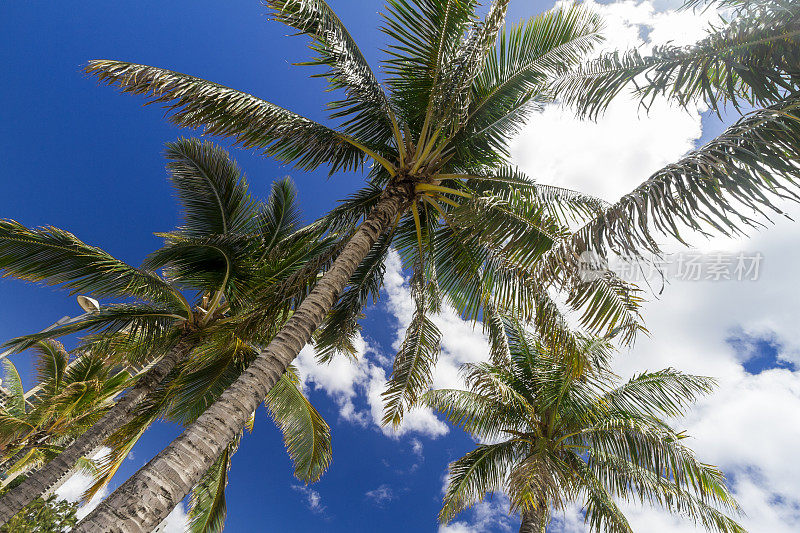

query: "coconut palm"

left=0, top=341, right=130, bottom=488
left=73, top=0, right=800, bottom=529
left=425, top=318, right=744, bottom=533
left=0, top=139, right=333, bottom=523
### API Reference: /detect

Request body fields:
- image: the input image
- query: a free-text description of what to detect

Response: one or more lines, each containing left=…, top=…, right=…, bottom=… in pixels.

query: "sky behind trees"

left=2, top=1, right=799, bottom=532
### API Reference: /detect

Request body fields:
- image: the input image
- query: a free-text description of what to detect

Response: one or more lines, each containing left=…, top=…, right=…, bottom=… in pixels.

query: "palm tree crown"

left=425, top=318, right=743, bottom=533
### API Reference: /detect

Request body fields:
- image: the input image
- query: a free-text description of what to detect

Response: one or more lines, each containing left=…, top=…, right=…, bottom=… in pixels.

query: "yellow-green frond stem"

left=422, top=196, right=450, bottom=221
left=411, top=202, right=424, bottom=263
left=415, top=183, right=473, bottom=199
left=339, top=135, right=396, bottom=177
left=388, top=109, right=407, bottom=168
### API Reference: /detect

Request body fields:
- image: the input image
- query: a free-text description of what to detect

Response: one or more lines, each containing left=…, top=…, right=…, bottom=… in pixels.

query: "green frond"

left=439, top=439, right=519, bottom=523
left=0, top=219, right=178, bottom=305
left=597, top=369, right=716, bottom=419
left=85, top=60, right=363, bottom=173
left=381, top=0, right=478, bottom=130
left=257, top=177, right=303, bottom=254
left=266, top=0, right=395, bottom=148
left=188, top=445, right=232, bottom=533
left=1, top=361, right=25, bottom=417
left=264, top=367, right=333, bottom=483
left=167, top=336, right=254, bottom=426
left=381, top=273, right=442, bottom=427
left=32, top=340, right=69, bottom=397
left=4, top=304, right=183, bottom=354
left=553, top=1, right=800, bottom=118
left=459, top=4, right=604, bottom=161
left=164, top=138, right=258, bottom=237
left=422, top=388, right=524, bottom=440
left=429, top=0, right=511, bottom=131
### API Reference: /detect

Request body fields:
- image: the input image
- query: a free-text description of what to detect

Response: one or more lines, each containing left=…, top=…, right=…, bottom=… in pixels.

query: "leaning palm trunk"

left=0, top=336, right=196, bottom=524
left=74, top=188, right=408, bottom=532
left=519, top=507, right=549, bottom=533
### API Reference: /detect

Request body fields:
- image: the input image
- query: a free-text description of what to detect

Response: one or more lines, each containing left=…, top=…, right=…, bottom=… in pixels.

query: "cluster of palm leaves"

left=426, top=318, right=744, bottom=533
left=0, top=0, right=798, bottom=530
left=0, top=138, right=335, bottom=531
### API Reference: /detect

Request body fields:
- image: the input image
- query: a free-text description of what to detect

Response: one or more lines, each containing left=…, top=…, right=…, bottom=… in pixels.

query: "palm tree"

left=0, top=341, right=130, bottom=489
left=425, top=318, right=744, bottom=533
left=73, top=0, right=800, bottom=529
left=0, top=139, right=332, bottom=523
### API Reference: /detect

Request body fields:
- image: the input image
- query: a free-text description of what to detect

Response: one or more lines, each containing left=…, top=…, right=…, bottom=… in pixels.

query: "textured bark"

left=0, top=336, right=196, bottom=525
left=519, top=504, right=549, bottom=533
left=75, top=187, right=409, bottom=533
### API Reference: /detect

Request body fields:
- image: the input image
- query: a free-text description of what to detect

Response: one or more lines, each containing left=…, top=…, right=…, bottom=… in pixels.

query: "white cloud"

left=410, top=438, right=424, bottom=457
left=365, top=484, right=395, bottom=506
left=54, top=470, right=108, bottom=521
left=157, top=504, right=190, bottom=533
left=292, top=484, right=325, bottom=514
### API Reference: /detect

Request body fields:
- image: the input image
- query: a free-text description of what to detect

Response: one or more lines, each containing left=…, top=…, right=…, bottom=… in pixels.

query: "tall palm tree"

left=0, top=139, right=332, bottom=523
left=0, top=341, right=130, bottom=488
left=73, top=0, right=800, bottom=529
left=425, top=318, right=744, bottom=533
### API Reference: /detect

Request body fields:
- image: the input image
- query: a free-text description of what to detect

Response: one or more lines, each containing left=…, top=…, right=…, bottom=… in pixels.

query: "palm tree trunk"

left=74, top=186, right=410, bottom=532
left=519, top=504, right=549, bottom=533
left=0, top=336, right=196, bottom=525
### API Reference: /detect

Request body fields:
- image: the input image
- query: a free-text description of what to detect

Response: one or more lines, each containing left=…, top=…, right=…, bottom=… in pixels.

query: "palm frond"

left=0, top=219, right=180, bottom=306
left=1, top=361, right=25, bottom=417
left=458, top=4, right=604, bottom=161
left=431, top=0, right=511, bottom=130
left=4, top=304, right=183, bottom=353
left=381, top=0, right=478, bottom=129
left=264, top=366, right=332, bottom=483
left=257, top=177, right=302, bottom=254
left=597, top=369, right=716, bottom=419
left=85, top=61, right=363, bottom=173
left=266, top=0, right=395, bottom=148
left=32, top=340, right=69, bottom=396
left=188, top=445, right=232, bottom=533
left=164, top=138, right=257, bottom=237
left=381, top=272, right=442, bottom=427
left=439, top=439, right=519, bottom=523
left=553, top=1, right=800, bottom=118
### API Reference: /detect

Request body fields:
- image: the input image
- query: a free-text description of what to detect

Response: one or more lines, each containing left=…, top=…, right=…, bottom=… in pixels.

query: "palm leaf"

left=381, top=272, right=442, bottom=427
left=1, top=361, right=25, bottom=417
left=440, top=439, right=519, bottom=523
left=188, top=445, right=232, bottom=533
left=458, top=4, right=604, bottom=161
left=164, top=138, right=257, bottom=237
left=0, top=219, right=180, bottom=306
left=85, top=61, right=364, bottom=173
left=266, top=0, right=395, bottom=148
left=264, top=366, right=332, bottom=483
left=553, top=0, right=800, bottom=118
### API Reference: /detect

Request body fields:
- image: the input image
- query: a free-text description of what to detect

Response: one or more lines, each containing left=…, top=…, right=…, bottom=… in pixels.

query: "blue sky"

left=3, top=1, right=800, bottom=532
